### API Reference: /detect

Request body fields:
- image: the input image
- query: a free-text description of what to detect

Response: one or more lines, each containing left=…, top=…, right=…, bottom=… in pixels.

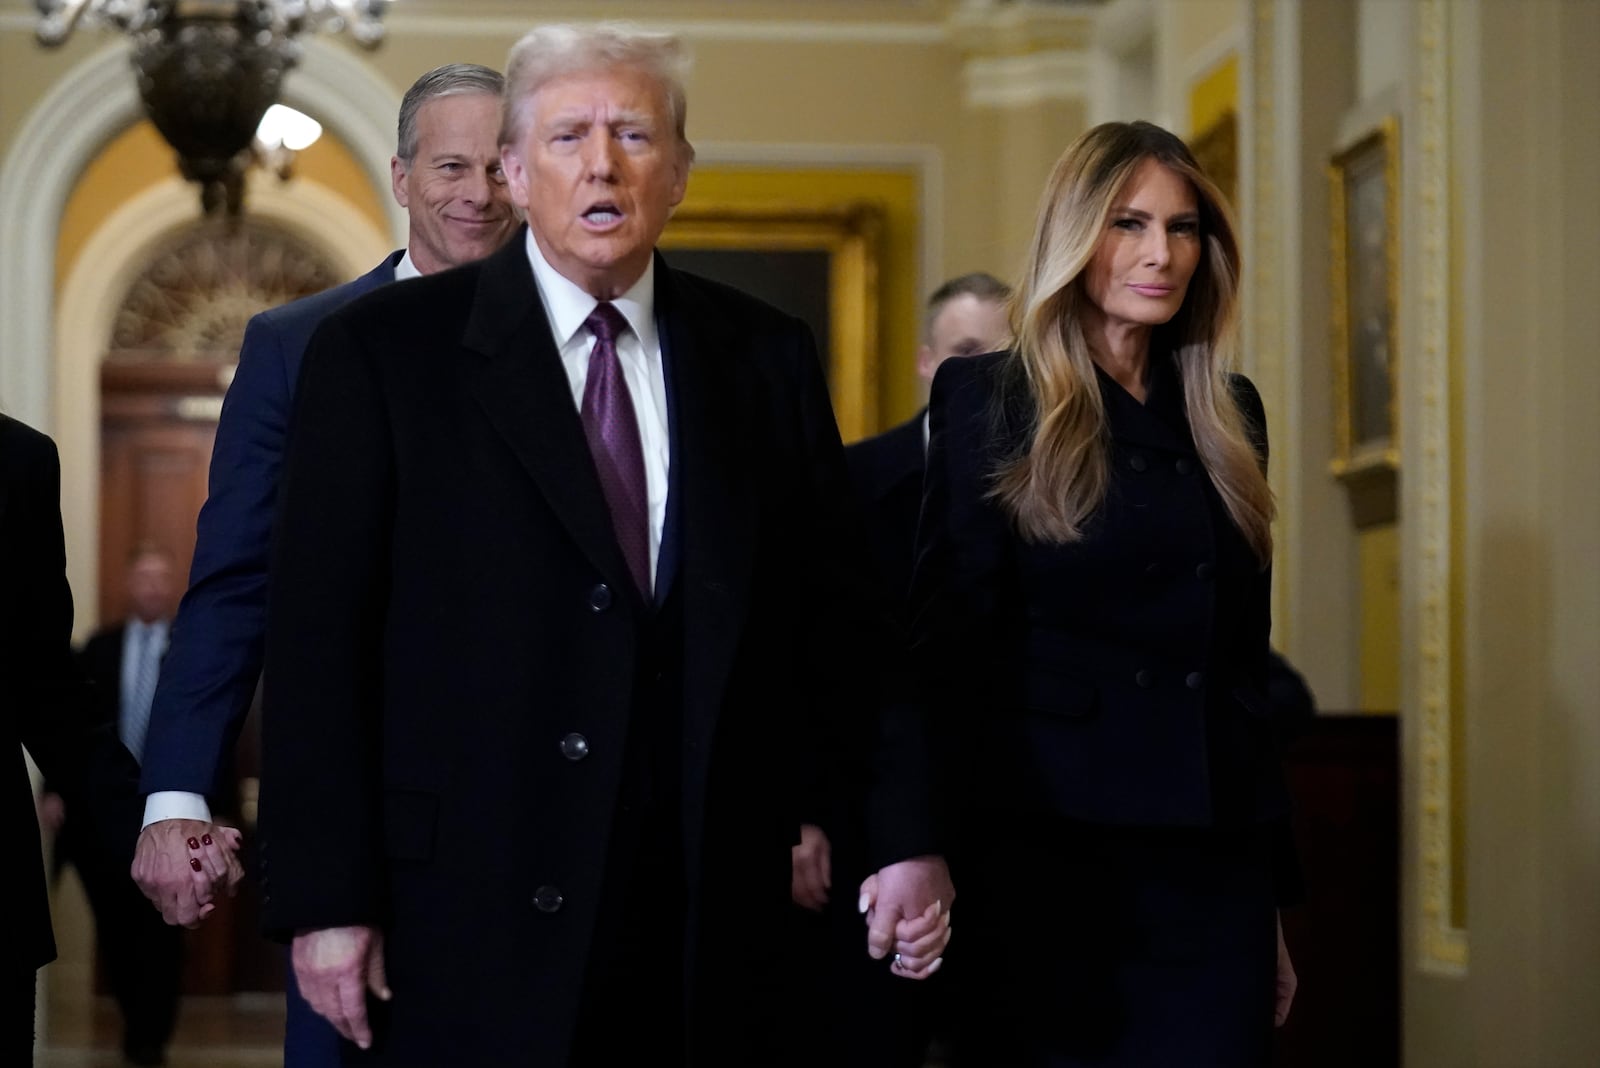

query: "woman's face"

left=1081, top=158, right=1203, bottom=334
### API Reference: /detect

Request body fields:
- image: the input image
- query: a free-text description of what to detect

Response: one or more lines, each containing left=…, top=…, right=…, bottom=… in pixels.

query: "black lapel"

left=656, top=260, right=759, bottom=870
left=1098, top=354, right=1196, bottom=455
left=464, top=232, right=640, bottom=601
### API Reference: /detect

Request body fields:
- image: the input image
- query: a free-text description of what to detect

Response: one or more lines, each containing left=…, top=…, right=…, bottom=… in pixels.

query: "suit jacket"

left=259, top=233, right=923, bottom=1065
left=1, top=416, right=139, bottom=972
left=913, top=352, right=1290, bottom=839
left=845, top=411, right=926, bottom=611
left=138, top=253, right=403, bottom=800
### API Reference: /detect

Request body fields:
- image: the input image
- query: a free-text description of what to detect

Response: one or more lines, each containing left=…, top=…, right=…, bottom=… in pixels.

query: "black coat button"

left=1175, top=457, right=1194, bottom=474
left=560, top=733, right=590, bottom=761
left=1196, top=562, right=1216, bottom=580
left=1186, top=672, right=1205, bottom=689
left=1129, top=454, right=1149, bottom=472
left=533, top=885, right=564, bottom=913
left=588, top=584, right=612, bottom=612
left=1135, top=669, right=1154, bottom=688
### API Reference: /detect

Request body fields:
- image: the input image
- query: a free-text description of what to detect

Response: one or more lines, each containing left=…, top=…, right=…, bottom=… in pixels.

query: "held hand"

left=860, top=855, right=955, bottom=980
left=1275, top=912, right=1297, bottom=1027
left=36, top=791, right=66, bottom=835
left=131, top=818, right=246, bottom=927
left=790, top=823, right=833, bottom=912
left=292, top=925, right=391, bottom=1050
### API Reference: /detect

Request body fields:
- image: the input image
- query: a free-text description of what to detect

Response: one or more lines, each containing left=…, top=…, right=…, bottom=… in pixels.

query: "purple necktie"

left=581, top=302, right=651, bottom=598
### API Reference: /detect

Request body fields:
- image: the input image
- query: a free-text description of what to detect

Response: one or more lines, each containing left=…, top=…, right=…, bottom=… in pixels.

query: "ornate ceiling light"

left=36, top=1, right=388, bottom=217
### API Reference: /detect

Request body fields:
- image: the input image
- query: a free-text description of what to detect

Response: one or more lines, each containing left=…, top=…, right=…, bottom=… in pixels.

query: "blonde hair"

left=990, top=121, right=1274, bottom=564
left=500, top=22, right=694, bottom=165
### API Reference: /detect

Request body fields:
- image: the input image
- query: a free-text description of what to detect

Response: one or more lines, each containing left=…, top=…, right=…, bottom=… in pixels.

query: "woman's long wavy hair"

left=989, top=121, right=1274, bottom=565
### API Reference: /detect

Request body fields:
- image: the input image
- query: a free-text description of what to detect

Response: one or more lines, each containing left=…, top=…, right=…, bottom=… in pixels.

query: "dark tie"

left=581, top=302, right=651, bottom=599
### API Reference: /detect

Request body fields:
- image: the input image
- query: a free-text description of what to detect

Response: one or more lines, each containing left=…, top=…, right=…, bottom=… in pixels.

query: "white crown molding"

left=964, top=49, right=1090, bottom=108
left=381, top=14, right=948, bottom=45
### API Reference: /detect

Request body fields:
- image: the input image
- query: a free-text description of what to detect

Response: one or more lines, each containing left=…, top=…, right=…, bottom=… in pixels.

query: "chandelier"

left=36, top=1, right=389, bottom=217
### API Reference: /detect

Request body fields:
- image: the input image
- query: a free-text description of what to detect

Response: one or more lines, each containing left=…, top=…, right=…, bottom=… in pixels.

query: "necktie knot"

left=585, top=302, right=629, bottom=349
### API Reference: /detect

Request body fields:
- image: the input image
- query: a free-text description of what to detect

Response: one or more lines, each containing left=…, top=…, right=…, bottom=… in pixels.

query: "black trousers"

left=945, top=819, right=1279, bottom=1068
left=7, top=967, right=36, bottom=1066
left=73, top=855, right=183, bottom=1058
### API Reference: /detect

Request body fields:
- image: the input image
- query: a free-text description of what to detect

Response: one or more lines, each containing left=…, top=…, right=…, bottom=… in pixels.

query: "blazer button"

left=1175, top=457, right=1194, bottom=475
left=1144, top=562, right=1166, bottom=579
left=588, top=583, right=612, bottom=612
left=1129, top=454, right=1149, bottom=473
left=533, top=885, right=564, bottom=913
left=1135, top=669, right=1154, bottom=688
left=560, top=732, right=590, bottom=762
left=1195, top=562, right=1216, bottom=580
left=1186, top=672, right=1205, bottom=689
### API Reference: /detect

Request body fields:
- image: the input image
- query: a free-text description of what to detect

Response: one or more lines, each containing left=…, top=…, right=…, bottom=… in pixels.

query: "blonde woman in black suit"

left=913, top=122, right=1298, bottom=1066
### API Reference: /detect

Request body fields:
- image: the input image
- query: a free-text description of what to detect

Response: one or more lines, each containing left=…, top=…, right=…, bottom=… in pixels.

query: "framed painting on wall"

left=660, top=203, right=883, bottom=442
left=1329, top=115, right=1400, bottom=487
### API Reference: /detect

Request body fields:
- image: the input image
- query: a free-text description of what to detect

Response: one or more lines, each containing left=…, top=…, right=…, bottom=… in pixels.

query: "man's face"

left=502, top=66, right=689, bottom=299
left=126, top=553, right=174, bottom=624
left=391, top=92, right=517, bottom=275
left=916, top=294, right=1011, bottom=382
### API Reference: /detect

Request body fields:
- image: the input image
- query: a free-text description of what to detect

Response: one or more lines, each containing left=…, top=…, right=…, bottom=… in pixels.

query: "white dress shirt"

left=394, top=249, right=421, bottom=282
left=524, top=229, right=671, bottom=589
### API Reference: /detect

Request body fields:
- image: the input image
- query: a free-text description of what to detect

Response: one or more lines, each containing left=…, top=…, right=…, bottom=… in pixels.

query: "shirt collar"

left=523, top=229, right=657, bottom=354
left=394, top=249, right=421, bottom=282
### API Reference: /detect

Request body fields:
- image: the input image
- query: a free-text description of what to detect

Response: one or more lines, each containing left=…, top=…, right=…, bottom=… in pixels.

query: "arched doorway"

left=98, top=218, right=339, bottom=998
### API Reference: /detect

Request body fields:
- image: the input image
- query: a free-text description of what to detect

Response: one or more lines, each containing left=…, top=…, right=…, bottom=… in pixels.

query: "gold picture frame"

left=1329, top=116, right=1401, bottom=491
left=660, top=204, right=883, bottom=441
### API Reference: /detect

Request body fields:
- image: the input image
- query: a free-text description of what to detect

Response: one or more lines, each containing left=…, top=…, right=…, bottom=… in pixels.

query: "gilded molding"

left=1414, top=0, right=1469, bottom=975
left=1244, top=0, right=1290, bottom=638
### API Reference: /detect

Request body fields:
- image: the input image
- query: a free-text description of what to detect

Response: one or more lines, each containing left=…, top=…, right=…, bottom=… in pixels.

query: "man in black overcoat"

left=259, top=23, right=952, bottom=1067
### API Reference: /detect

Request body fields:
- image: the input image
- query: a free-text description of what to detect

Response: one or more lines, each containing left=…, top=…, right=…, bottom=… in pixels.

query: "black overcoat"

left=259, top=233, right=925, bottom=1065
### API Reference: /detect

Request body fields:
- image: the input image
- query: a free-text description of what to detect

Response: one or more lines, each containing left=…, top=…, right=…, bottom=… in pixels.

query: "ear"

left=667, top=144, right=691, bottom=208
left=390, top=156, right=409, bottom=208
left=915, top=344, right=938, bottom=383
left=501, top=144, right=530, bottom=209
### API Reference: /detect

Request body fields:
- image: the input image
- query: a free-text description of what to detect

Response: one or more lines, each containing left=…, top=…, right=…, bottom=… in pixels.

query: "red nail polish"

left=187, top=837, right=200, bottom=850
left=190, top=858, right=203, bottom=872
left=201, top=834, right=213, bottom=846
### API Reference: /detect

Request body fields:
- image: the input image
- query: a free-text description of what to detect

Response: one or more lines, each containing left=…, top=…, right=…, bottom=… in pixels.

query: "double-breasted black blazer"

left=259, top=232, right=924, bottom=1065
left=1, top=416, right=138, bottom=973
left=911, top=351, right=1291, bottom=842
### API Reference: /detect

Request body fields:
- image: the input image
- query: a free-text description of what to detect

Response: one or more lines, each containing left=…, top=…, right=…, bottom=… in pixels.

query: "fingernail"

left=190, top=858, right=203, bottom=872
left=929, top=957, right=944, bottom=975
left=202, top=834, right=213, bottom=846
left=187, top=837, right=200, bottom=850
left=868, top=946, right=885, bottom=960
left=858, top=893, right=870, bottom=914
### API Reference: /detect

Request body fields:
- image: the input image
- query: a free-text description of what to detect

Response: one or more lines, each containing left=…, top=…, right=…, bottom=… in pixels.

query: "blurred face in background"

left=916, top=294, right=1011, bottom=383
left=126, top=551, right=174, bottom=624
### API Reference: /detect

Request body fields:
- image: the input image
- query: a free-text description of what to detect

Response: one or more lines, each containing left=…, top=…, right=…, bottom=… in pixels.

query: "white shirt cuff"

left=142, top=791, right=213, bottom=829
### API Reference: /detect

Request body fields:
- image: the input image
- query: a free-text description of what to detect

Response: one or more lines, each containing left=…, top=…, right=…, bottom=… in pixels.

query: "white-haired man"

left=259, top=22, right=951, bottom=1067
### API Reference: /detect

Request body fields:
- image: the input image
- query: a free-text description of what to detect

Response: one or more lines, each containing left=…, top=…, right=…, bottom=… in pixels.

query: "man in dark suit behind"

left=261, top=23, right=953, bottom=1067
left=3, top=414, right=140, bottom=1063
left=127, top=63, right=516, bottom=1067
left=845, top=273, right=1012, bottom=608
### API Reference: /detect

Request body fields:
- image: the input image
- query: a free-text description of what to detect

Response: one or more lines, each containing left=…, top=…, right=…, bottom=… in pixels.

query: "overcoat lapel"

left=655, top=261, right=757, bottom=881
left=464, top=236, right=641, bottom=604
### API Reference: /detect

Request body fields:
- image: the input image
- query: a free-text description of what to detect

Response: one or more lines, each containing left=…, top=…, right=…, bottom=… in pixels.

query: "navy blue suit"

left=138, top=253, right=402, bottom=1066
